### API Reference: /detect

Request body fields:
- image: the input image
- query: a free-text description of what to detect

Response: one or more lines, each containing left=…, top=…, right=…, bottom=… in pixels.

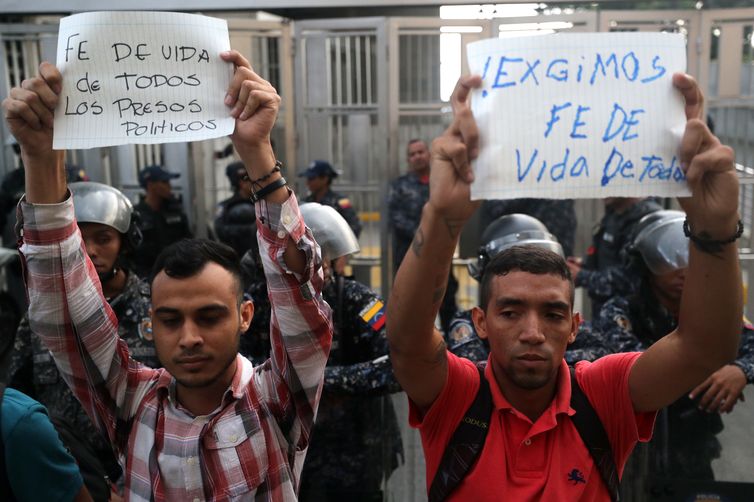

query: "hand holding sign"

left=467, top=33, right=689, bottom=200
left=53, top=11, right=234, bottom=148
left=223, top=50, right=279, bottom=179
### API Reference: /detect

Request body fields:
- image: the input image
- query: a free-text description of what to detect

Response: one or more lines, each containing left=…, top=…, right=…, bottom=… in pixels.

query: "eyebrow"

left=494, top=297, right=570, bottom=311
left=153, top=305, right=230, bottom=315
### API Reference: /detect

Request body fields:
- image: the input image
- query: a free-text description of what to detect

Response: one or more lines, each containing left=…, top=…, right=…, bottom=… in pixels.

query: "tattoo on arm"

left=412, top=227, right=425, bottom=258
left=431, top=273, right=447, bottom=306
left=443, top=217, right=464, bottom=240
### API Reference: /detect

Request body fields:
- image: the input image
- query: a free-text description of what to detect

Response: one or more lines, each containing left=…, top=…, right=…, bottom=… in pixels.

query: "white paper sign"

left=53, top=11, right=234, bottom=149
left=467, top=33, right=689, bottom=200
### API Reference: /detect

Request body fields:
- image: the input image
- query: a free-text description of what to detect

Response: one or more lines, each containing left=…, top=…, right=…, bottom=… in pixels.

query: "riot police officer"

left=214, top=161, right=258, bottom=258
left=567, top=197, right=662, bottom=316
left=595, top=210, right=754, bottom=481
left=9, top=182, right=158, bottom=501
left=241, top=203, right=402, bottom=501
left=133, top=165, right=192, bottom=277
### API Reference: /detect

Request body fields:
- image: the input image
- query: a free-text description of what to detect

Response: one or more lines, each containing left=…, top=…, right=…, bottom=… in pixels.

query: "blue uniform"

left=576, top=198, right=662, bottom=315
left=242, top=272, right=402, bottom=500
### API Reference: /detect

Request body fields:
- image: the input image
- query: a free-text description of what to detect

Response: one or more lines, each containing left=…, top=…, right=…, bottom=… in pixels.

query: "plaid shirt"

left=19, top=191, right=332, bottom=501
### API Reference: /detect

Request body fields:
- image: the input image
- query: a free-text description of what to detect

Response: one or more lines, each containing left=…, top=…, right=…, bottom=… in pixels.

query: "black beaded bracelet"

left=250, top=176, right=287, bottom=203
left=683, top=218, right=744, bottom=254
left=248, top=160, right=283, bottom=185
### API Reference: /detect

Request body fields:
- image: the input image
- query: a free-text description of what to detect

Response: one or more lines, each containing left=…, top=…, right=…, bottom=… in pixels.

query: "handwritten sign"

left=53, top=11, right=234, bottom=149
left=467, top=33, right=689, bottom=200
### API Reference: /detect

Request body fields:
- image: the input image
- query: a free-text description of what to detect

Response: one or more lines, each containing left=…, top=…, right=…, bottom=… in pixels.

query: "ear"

left=568, top=311, right=581, bottom=344
left=239, top=300, right=254, bottom=333
left=471, top=306, right=488, bottom=340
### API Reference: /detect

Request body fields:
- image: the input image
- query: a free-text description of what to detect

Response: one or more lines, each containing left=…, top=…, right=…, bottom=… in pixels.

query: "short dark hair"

left=150, top=239, right=243, bottom=300
left=479, top=245, right=573, bottom=310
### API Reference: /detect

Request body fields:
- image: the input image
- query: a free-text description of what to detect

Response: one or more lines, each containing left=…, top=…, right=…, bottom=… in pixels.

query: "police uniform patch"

left=138, top=317, right=154, bottom=341
left=359, top=298, right=386, bottom=331
left=338, top=198, right=352, bottom=209
left=450, top=323, right=472, bottom=342
left=613, top=314, right=631, bottom=332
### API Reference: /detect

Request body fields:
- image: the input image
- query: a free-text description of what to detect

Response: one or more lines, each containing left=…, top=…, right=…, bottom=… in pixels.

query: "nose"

left=519, top=312, right=546, bottom=345
left=178, top=321, right=204, bottom=350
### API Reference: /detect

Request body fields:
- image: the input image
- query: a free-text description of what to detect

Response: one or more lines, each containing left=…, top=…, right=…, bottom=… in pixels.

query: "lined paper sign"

left=467, top=33, right=689, bottom=200
left=53, top=11, right=234, bottom=149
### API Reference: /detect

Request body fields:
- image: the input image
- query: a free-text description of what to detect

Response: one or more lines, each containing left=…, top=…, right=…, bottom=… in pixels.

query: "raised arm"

left=224, top=51, right=332, bottom=448
left=387, top=76, right=482, bottom=411
left=3, top=62, right=159, bottom=454
left=628, top=74, right=742, bottom=412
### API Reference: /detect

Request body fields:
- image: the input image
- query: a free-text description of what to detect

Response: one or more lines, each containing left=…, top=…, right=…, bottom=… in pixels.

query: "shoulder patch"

left=138, top=317, right=154, bottom=341
left=359, top=298, right=386, bottom=331
left=338, top=198, right=352, bottom=209
left=449, top=322, right=473, bottom=342
left=613, top=314, right=632, bottom=332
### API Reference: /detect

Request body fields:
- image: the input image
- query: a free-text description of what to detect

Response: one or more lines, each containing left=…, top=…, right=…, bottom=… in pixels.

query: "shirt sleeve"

left=408, top=351, right=479, bottom=484
left=18, top=194, right=160, bottom=455
left=5, top=402, right=84, bottom=502
left=574, top=352, right=656, bottom=476
left=733, top=324, right=754, bottom=384
left=253, top=191, right=333, bottom=452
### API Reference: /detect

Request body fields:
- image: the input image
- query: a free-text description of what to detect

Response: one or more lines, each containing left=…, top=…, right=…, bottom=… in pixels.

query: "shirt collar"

left=484, top=357, right=575, bottom=422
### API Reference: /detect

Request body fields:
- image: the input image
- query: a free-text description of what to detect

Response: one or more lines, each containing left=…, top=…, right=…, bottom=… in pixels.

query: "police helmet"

left=299, top=202, right=359, bottom=259
left=468, top=213, right=563, bottom=281
left=631, top=210, right=688, bottom=275
left=69, top=182, right=142, bottom=250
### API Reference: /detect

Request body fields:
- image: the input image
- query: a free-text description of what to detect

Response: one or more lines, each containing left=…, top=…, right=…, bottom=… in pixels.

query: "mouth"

left=517, top=354, right=548, bottom=366
left=175, top=356, right=211, bottom=371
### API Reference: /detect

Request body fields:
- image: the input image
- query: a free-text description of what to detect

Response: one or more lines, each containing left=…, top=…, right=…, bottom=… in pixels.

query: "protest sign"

left=466, top=33, right=689, bottom=200
left=53, top=11, right=234, bottom=149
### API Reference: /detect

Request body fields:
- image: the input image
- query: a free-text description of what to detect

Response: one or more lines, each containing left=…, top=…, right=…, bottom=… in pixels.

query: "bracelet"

left=250, top=176, right=287, bottom=203
left=683, top=218, right=744, bottom=254
left=247, top=160, right=283, bottom=185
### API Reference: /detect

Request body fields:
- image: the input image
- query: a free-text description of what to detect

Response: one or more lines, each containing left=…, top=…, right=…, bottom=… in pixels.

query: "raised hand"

left=2, top=62, right=61, bottom=161
left=428, top=75, right=483, bottom=228
left=222, top=50, right=279, bottom=177
left=673, top=73, right=739, bottom=236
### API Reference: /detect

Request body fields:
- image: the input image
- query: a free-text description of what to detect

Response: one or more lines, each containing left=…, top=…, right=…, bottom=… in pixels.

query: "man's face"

left=651, top=267, right=686, bottom=308
left=150, top=263, right=253, bottom=393
left=79, top=222, right=122, bottom=277
left=407, top=141, right=430, bottom=172
left=306, top=175, right=329, bottom=194
left=147, top=179, right=172, bottom=200
left=473, top=271, right=578, bottom=391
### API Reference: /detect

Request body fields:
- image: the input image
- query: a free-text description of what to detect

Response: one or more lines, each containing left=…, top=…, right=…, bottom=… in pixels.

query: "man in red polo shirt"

left=387, top=73, right=742, bottom=500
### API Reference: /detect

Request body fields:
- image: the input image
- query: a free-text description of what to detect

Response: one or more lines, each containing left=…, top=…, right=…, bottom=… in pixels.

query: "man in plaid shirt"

left=3, top=51, right=333, bottom=501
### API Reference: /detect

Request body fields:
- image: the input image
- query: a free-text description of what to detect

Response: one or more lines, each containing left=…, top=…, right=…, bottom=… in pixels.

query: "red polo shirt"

left=409, top=352, right=655, bottom=501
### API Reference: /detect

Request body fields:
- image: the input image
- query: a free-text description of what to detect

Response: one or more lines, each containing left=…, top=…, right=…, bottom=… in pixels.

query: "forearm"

left=677, top=217, right=742, bottom=369
left=20, top=197, right=154, bottom=437
left=21, top=149, right=67, bottom=204
left=388, top=203, right=460, bottom=354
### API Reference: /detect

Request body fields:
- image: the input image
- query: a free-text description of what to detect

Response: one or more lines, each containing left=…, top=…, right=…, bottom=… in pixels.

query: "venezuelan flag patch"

left=338, top=198, right=352, bottom=209
left=360, top=298, right=386, bottom=331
